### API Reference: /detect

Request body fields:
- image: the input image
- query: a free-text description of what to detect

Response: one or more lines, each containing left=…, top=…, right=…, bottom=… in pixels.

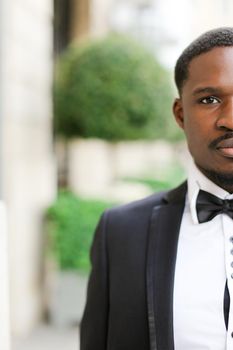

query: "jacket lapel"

left=147, top=182, right=187, bottom=350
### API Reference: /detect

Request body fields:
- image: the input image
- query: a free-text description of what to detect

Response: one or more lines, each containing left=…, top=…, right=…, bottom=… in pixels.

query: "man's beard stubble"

left=196, top=131, right=233, bottom=193
left=197, top=164, right=233, bottom=193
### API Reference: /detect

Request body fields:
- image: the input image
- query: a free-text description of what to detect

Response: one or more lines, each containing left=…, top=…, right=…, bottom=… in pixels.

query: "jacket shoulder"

left=100, top=191, right=167, bottom=237
left=101, top=181, right=187, bottom=233
left=107, top=191, right=166, bottom=217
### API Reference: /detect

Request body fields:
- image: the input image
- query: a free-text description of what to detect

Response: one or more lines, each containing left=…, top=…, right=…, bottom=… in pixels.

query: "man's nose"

left=217, top=99, right=233, bottom=131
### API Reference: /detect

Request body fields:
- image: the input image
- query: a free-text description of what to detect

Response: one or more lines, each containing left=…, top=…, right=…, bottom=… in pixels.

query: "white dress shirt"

left=173, top=161, right=233, bottom=349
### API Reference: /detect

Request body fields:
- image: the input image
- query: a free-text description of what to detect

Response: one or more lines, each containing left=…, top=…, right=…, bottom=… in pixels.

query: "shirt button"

left=230, top=237, right=233, bottom=243
left=231, top=249, right=233, bottom=255
left=231, top=262, right=233, bottom=268
left=231, top=332, right=233, bottom=338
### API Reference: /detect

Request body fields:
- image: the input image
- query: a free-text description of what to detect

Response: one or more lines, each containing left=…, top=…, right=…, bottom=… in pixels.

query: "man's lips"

left=216, top=138, right=233, bottom=157
left=217, top=138, right=233, bottom=148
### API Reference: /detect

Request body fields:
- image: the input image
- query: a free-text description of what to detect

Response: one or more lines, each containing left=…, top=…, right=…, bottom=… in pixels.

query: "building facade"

left=0, top=0, right=56, bottom=339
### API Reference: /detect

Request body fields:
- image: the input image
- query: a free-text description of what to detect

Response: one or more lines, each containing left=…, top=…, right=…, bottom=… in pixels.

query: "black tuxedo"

left=80, top=181, right=187, bottom=350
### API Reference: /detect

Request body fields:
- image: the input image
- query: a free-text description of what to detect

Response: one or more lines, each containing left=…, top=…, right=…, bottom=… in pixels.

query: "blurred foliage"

left=46, top=191, right=113, bottom=273
left=46, top=164, right=185, bottom=273
left=54, top=34, right=181, bottom=141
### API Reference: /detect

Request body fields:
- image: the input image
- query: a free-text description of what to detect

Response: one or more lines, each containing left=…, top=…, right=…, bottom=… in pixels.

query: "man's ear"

left=173, top=98, right=184, bottom=129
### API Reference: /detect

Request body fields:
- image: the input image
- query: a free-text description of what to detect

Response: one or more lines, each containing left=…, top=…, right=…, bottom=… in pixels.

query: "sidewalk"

left=12, top=324, right=79, bottom=350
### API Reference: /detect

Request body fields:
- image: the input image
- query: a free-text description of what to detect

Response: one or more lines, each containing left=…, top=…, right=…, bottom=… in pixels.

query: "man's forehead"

left=183, top=46, right=233, bottom=92
left=188, top=46, right=233, bottom=72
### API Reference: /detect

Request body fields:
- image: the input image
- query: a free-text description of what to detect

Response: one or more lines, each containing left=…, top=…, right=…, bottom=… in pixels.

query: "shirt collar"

left=187, top=160, right=233, bottom=224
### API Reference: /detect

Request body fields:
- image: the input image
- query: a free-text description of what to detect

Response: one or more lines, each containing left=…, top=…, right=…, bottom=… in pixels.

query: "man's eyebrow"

left=192, top=87, right=222, bottom=96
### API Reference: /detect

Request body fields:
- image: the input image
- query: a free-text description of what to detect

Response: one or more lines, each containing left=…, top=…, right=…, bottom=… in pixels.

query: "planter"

left=68, top=138, right=113, bottom=198
left=47, top=270, right=88, bottom=327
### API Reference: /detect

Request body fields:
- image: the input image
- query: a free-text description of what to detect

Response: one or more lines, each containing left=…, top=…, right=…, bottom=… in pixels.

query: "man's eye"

left=199, top=96, right=220, bottom=104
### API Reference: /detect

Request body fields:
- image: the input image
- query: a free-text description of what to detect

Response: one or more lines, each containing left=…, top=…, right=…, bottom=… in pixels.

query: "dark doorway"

left=54, top=0, right=71, bottom=56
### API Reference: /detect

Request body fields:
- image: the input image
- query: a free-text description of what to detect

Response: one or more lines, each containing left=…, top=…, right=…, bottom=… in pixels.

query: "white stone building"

left=0, top=0, right=56, bottom=346
left=109, top=0, right=233, bottom=68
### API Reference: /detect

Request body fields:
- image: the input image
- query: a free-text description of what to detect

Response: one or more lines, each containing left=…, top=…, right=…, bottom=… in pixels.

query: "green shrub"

left=54, top=34, right=179, bottom=141
left=46, top=191, right=113, bottom=273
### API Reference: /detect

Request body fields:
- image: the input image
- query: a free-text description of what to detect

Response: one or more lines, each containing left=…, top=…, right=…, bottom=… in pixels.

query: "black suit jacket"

left=80, top=181, right=187, bottom=350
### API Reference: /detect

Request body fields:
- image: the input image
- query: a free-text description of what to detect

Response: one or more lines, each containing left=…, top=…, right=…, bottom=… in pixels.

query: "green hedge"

left=46, top=191, right=113, bottom=273
left=54, top=34, right=178, bottom=141
left=46, top=163, right=185, bottom=273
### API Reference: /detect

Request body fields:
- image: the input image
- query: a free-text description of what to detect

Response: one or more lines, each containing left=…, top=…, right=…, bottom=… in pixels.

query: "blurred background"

left=0, top=0, right=233, bottom=349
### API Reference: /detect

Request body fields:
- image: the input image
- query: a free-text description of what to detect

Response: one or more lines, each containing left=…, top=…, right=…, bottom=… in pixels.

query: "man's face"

left=173, top=47, right=233, bottom=182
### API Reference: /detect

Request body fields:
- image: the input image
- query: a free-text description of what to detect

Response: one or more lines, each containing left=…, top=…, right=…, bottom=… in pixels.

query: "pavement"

left=12, top=324, right=79, bottom=350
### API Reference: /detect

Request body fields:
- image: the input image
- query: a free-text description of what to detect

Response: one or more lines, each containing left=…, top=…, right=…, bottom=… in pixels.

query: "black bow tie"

left=196, top=190, right=233, bottom=223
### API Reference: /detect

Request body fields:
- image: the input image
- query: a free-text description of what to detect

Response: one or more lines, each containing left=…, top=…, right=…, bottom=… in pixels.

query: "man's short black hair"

left=175, top=27, right=233, bottom=94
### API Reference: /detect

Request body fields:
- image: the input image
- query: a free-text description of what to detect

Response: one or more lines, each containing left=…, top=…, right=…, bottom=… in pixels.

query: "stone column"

left=70, top=0, right=91, bottom=41
left=1, top=0, right=56, bottom=336
left=0, top=0, right=11, bottom=347
left=0, top=203, right=10, bottom=350
left=70, top=0, right=112, bottom=42
left=89, top=0, right=112, bottom=38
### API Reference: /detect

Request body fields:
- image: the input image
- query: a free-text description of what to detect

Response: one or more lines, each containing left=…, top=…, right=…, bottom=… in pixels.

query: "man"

left=80, top=27, right=233, bottom=349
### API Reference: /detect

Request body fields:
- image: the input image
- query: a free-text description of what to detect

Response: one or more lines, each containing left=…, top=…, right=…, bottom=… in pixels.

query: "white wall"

left=109, top=0, right=233, bottom=69
left=90, top=0, right=113, bottom=37
left=0, top=203, right=10, bottom=350
left=0, top=0, right=11, bottom=348
left=1, top=0, right=56, bottom=336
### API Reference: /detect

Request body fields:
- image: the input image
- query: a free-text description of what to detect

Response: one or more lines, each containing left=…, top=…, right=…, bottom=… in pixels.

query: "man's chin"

left=198, top=164, right=233, bottom=190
